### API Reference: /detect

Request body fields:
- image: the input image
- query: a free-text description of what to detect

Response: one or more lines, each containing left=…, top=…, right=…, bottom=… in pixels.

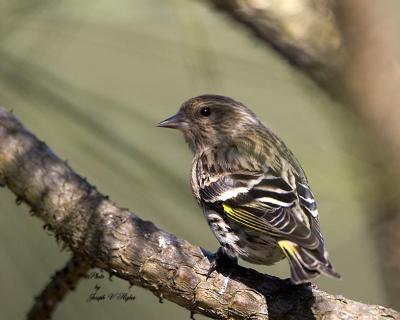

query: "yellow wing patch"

left=278, top=240, right=298, bottom=257
left=222, top=204, right=267, bottom=233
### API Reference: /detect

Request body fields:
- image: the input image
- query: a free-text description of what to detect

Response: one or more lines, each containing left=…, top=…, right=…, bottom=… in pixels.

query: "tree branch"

left=209, top=0, right=344, bottom=92
left=0, top=110, right=397, bottom=320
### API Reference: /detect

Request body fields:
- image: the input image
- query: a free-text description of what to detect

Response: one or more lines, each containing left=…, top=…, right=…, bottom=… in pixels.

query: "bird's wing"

left=196, top=152, right=322, bottom=249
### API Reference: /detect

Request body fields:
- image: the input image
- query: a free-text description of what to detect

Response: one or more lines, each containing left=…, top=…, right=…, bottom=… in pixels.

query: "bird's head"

left=158, top=94, right=259, bottom=152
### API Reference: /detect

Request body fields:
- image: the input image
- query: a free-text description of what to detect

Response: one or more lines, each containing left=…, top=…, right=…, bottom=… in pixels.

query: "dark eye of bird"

left=200, top=107, right=211, bottom=117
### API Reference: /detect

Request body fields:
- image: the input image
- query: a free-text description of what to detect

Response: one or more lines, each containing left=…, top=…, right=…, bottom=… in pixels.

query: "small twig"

left=27, top=254, right=91, bottom=320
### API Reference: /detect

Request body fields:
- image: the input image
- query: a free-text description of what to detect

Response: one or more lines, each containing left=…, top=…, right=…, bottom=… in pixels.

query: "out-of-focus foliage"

left=0, top=0, right=390, bottom=319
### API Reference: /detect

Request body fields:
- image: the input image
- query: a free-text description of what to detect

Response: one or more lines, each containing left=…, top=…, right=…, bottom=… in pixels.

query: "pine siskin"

left=158, top=94, right=340, bottom=284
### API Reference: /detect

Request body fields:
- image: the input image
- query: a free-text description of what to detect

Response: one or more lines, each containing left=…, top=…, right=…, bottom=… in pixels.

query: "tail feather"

left=278, top=240, right=340, bottom=284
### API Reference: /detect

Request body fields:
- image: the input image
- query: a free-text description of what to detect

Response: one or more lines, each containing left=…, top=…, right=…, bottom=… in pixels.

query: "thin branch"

left=209, top=0, right=344, bottom=92
left=0, top=110, right=397, bottom=319
left=27, top=254, right=91, bottom=320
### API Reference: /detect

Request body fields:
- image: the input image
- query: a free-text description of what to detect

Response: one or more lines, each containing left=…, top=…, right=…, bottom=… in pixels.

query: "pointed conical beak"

left=157, top=113, right=187, bottom=129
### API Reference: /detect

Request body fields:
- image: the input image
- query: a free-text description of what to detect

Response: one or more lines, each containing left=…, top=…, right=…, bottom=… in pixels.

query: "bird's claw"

left=206, top=247, right=237, bottom=279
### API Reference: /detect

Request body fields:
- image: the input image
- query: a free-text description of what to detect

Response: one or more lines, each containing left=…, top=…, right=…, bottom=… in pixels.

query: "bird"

left=158, top=94, right=340, bottom=284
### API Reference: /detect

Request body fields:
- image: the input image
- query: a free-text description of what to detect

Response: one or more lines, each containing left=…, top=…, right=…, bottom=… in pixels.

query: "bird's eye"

left=200, top=107, right=211, bottom=117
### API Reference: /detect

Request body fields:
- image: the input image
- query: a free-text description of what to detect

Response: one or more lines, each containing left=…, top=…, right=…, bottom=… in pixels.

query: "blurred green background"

left=0, top=0, right=392, bottom=319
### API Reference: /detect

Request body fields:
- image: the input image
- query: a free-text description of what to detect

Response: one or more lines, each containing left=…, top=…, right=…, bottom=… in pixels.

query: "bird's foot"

left=206, top=247, right=237, bottom=279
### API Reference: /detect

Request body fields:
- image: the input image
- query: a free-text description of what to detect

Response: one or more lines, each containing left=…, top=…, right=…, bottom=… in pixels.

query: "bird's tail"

left=278, top=240, right=341, bottom=284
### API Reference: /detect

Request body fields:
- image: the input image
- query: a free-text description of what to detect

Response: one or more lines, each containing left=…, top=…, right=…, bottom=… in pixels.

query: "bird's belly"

left=204, top=210, right=285, bottom=265
left=235, top=231, right=285, bottom=265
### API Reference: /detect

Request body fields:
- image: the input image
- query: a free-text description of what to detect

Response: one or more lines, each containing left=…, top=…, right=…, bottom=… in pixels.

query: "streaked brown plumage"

left=158, top=94, right=340, bottom=284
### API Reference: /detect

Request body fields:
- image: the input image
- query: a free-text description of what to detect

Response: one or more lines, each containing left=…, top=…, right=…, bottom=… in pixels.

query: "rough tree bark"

left=206, top=0, right=400, bottom=308
left=0, top=110, right=398, bottom=318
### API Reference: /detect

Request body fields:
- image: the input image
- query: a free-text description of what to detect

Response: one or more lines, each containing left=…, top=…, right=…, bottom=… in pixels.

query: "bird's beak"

left=157, top=113, right=187, bottom=130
